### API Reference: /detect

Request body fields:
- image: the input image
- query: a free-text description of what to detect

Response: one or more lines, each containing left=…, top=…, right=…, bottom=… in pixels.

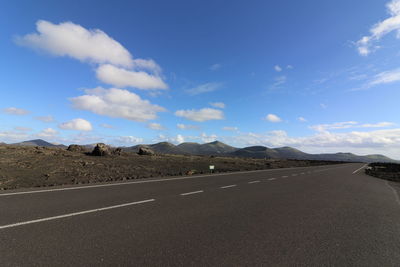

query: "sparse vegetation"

left=365, top=162, right=400, bottom=182
left=0, top=144, right=344, bottom=190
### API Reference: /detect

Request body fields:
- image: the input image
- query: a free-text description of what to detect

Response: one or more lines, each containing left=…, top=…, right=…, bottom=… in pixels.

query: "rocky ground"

left=0, top=144, right=344, bottom=190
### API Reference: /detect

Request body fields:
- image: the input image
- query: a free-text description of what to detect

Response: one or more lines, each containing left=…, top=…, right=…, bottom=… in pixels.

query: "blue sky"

left=1, top=0, right=400, bottom=158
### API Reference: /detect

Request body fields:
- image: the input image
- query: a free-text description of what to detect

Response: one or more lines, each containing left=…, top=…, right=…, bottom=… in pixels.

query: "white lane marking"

left=353, top=164, right=368, bottom=174
left=301, top=172, right=305, bottom=175
left=292, top=174, right=297, bottom=176
left=220, top=184, right=237, bottom=189
left=0, top=165, right=346, bottom=197
left=180, top=190, right=203, bottom=196
left=0, top=199, right=155, bottom=230
left=282, top=176, right=288, bottom=178
left=385, top=181, right=400, bottom=207
left=268, top=178, right=276, bottom=181
left=248, top=181, right=260, bottom=184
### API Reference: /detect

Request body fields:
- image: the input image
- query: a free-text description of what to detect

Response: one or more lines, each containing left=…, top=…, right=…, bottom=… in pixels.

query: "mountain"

left=177, top=141, right=237, bottom=155
left=11, top=139, right=66, bottom=148
left=123, top=142, right=186, bottom=155
left=231, top=146, right=398, bottom=163
left=7, top=139, right=398, bottom=163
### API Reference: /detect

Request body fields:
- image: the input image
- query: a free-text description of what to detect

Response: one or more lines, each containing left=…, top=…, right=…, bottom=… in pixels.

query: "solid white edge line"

left=248, top=181, right=260, bottom=184
left=0, top=199, right=155, bottom=230
left=180, top=190, right=204, bottom=196
left=0, top=164, right=353, bottom=197
left=352, top=164, right=368, bottom=174
left=220, top=184, right=237, bottom=189
left=268, top=178, right=276, bottom=181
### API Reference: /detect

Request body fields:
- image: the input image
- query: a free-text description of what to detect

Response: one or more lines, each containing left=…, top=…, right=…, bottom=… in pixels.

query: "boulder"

left=112, top=147, right=123, bottom=156
left=138, top=147, right=155, bottom=156
left=91, top=143, right=110, bottom=156
left=67, top=144, right=87, bottom=152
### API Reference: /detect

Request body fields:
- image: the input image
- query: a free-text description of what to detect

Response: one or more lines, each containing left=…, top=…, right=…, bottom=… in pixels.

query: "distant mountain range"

left=5, top=139, right=398, bottom=163
left=11, top=139, right=67, bottom=148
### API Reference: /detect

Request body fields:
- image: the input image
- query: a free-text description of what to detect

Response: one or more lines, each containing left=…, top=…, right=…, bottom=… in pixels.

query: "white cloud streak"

left=175, top=108, right=224, bottom=122
left=209, top=102, right=225, bottom=109
left=70, top=87, right=166, bottom=122
left=356, top=0, right=400, bottom=56
left=185, top=82, right=223, bottom=95
left=96, top=64, right=167, bottom=90
left=16, top=20, right=133, bottom=67
left=177, top=124, right=200, bottom=130
left=3, top=107, right=30, bottom=115
left=35, top=115, right=55, bottom=123
left=147, top=123, right=165, bottom=130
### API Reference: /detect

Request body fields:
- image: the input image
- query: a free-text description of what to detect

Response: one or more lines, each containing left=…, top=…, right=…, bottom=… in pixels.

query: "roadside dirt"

left=0, top=145, right=343, bottom=190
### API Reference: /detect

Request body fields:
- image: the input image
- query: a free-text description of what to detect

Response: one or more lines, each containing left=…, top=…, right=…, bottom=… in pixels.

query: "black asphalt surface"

left=1, top=163, right=400, bottom=266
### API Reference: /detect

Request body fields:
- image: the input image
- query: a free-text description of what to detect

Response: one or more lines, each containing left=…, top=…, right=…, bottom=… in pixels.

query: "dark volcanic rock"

left=67, top=144, right=87, bottom=152
left=138, top=147, right=155, bottom=156
left=112, top=147, right=123, bottom=156
left=92, top=143, right=110, bottom=156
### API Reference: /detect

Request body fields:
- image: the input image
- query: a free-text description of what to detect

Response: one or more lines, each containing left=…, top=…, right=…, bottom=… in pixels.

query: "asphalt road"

left=1, top=163, right=400, bottom=266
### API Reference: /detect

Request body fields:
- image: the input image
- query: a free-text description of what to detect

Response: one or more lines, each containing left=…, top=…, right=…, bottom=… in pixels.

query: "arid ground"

left=0, top=145, right=344, bottom=190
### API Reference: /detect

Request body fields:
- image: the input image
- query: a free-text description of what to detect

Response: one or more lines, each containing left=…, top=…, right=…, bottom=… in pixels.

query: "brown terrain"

left=0, top=144, right=345, bottom=190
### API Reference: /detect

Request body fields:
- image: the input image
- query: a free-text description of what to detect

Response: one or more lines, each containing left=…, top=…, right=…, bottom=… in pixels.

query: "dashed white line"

left=301, top=172, right=305, bottom=175
left=0, top=199, right=155, bottom=230
left=282, top=175, right=288, bottom=178
left=220, top=184, right=237, bottom=189
left=268, top=178, right=276, bottom=181
left=180, top=190, right=204, bottom=196
left=248, top=181, right=260, bottom=184
left=292, top=174, right=298, bottom=176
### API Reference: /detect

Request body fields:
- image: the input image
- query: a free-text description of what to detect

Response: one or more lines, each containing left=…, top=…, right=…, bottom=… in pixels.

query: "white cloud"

left=264, top=114, right=282, bottom=122
left=298, top=117, right=307, bottom=122
left=14, top=126, right=32, bottom=132
left=37, top=128, right=58, bottom=138
left=175, top=108, right=224, bottom=122
left=0, top=130, right=30, bottom=142
left=209, top=102, right=225, bottom=109
left=287, top=65, right=293, bottom=69
left=356, top=0, right=400, bottom=56
left=361, top=122, right=395, bottom=128
left=147, top=122, right=165, bottom=130
left=185, top=82, right=223, bottom=95
left=154, top=134, right=185, bottom=144
left=100, top=123, right=114, bottom=129
left=3, top=107, right=30, bottom=115
left=70, top=87, right=166, bottom=122
left=210, top=63, right=221, bottom=71
left=320, top=103, right=328, bottom=109
left=222, top=126, right=238, bottom=131
left=177, top=124, right=200, bottom=130
left=270, top=75, right=287, bottom=89
left=115, top=136, right=144, bottom=145
left=96, top=64, right=168, bottom=90
left=310, top=121, right=358, bottom=132
left=35, top=115, right=54, bottom=122
left=59, top=118, right=93, bottom=131
left=311, top=121, right=396, bottom=132
left=369, top=68, right=400, bottom=87
left=274, top=65, right=282, bottom=72
left=200, top=132, right=218, bottom=143
left=16, top=20, right=133, bottom=67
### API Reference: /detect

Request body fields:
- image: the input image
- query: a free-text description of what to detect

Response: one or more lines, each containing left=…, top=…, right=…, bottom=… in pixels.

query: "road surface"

left=1, top=163, right=400, bottom=266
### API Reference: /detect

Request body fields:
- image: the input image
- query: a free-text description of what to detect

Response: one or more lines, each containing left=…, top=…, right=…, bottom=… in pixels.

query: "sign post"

left=209, top=165, right=215, bottom=174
